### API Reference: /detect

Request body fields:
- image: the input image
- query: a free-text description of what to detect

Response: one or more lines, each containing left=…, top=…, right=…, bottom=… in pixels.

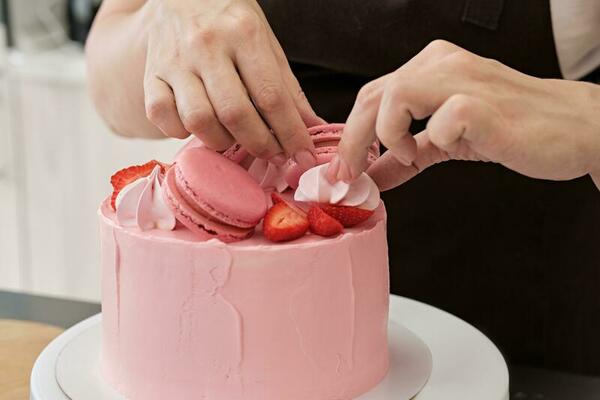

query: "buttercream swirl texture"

left=294, top=164, right=381, bottom=210
left=115, top=165, right=176, bottom=231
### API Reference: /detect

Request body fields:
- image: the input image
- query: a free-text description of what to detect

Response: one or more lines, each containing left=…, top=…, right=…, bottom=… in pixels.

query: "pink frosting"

left=115, top=165, right=175, bottom=231
left=99, top=201, right=390, bottom=400
left=294, top=164, right=381, bottom=210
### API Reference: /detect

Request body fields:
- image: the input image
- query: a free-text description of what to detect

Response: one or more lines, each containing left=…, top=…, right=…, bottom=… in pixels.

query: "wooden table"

left=0, top=320, right=64, bottom=400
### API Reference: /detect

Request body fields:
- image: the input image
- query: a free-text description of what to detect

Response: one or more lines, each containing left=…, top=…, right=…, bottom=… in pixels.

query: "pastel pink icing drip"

left=294, top=164, right=381, bottom=210
left=99, top=201, right=390, bottom=400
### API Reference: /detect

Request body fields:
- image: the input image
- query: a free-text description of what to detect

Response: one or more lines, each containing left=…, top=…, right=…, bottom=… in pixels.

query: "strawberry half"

left=319, top=204, right=374, bottom=227
left=110, top=160, right=169, bottom=211
left=271, top=192, right=284, bottom=205
left=263, top=202, right=309, bottom=242
left=308, top=205, right=344, bottom=237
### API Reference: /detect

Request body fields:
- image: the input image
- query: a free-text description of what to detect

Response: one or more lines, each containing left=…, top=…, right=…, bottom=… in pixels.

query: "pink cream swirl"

left=294, top=164, right=380, bottom=210
left=115, top=165, right=176, bottom=230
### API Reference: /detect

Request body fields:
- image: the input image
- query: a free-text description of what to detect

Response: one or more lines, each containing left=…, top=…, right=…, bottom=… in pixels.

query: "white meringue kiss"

left=247, top=158, right=289, bottom=193
left=294, top=164, right=380, bottom=210
left=116, top=165, right=176, bottom=231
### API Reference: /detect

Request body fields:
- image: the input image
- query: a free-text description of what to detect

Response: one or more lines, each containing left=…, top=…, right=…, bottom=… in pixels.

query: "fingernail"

left=294, top=149, right=316, bottom=171
left=269, top=153, right=288, bottom=166
left=337, top=158, right=352, bottom=183
left=326, top=155, right=341, bottom=183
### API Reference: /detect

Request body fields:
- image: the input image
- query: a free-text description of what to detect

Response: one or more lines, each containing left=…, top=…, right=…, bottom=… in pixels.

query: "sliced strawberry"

left=308, top=205, right=344, bottom=237
left=263, top=202, right=309, bottom=242
left=271, top=192, right=284, bottom=205
left=110, top=160, right=168, bottom=210
left=319, top=204, right=374, bottom=227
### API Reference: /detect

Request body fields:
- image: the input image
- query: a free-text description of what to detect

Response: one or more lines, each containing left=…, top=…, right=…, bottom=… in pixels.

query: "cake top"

left=105, top=123, right=382, bottom=244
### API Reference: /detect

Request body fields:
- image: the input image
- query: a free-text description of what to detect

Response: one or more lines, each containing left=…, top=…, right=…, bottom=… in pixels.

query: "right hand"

left=142, top=0, right=323, bottom=167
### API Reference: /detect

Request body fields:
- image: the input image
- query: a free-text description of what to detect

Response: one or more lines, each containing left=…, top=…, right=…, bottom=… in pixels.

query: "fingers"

left=334, top=40, right=462, bottom=182
left=279, top=64, right=326, bottom=128
left=426, top=94, right=508, bottom=162
left=164, top=70, right=235, bottom=151
left=199, top=56, right=285, bottom=161
left=144, top=76, right=190, bottom=139
left=334, top=75, right=390, bottom=182
left=367, top=131, right=449, bottom=191
left=235, top=29, right=316, bottom=168
left=265, top=25, right=326, bottom=128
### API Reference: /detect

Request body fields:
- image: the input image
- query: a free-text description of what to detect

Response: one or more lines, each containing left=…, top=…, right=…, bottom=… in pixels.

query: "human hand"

left=142, top=0, right=323, bottom=167
left=329, top=40, right=600, bottom=190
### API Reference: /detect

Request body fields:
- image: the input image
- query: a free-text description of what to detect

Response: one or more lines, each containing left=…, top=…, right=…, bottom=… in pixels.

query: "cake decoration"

left=115, top=164, right=176, bottom=231
left=99, top=123, right=390, bottom=399
left=284, top=123, right=380, bottom=188
left=110, top=159, right=169, bottom=211
left=247, top=158, right=289, bottom=193
left=319, top=204, right=375, bottom=228
left=263, top=199, right=310, bottom=242
left=162, top=146, right=267, bottom=242
left=307, top=204, right=344, bottom=236
left=294, top=163, right=381, bottom=210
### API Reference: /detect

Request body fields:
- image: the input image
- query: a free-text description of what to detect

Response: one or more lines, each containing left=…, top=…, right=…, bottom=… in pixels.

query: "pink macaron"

left=162, top=146, right=267, bottom=242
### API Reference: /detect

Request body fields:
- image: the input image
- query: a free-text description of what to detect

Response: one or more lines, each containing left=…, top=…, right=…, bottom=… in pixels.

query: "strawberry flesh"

left=308, top=205, right=344, bottom=237
left=271, top=192, right=284, bottom=205
left=319, top=204, right=374, bottom=227
left=263, top=202, right=309, bottom=242
left=110, top=160, right=168, bottom=211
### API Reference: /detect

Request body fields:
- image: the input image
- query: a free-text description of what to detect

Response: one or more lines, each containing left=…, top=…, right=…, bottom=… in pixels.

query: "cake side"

left=99, top=201, right=390, bottom=400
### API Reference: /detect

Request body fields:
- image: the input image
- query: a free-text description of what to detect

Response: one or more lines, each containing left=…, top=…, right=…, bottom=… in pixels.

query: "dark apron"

left=259, top=0, right=600, bottom=374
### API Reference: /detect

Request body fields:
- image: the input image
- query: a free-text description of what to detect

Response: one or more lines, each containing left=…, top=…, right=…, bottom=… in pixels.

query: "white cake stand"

left=31, top=295, right=509, bottom=400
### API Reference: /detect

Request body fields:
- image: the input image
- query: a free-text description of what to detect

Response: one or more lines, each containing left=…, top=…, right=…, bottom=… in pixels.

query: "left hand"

left=329, top=40, right=600, bottom=190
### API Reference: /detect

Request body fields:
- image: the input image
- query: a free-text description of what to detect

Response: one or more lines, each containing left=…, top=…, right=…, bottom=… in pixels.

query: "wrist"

left=576, top=81, right=600, bottom=179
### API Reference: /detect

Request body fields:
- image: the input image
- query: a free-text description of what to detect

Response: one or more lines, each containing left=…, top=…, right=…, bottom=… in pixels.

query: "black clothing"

left=259, top=0, right=600, bottom=374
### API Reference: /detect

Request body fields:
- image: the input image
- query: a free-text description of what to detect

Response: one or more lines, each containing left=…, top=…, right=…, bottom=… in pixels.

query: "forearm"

left=86, top=4, right=163, bottom=139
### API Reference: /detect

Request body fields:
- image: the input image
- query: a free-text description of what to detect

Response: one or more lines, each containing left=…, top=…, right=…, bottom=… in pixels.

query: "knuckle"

left=228, top=7, right=261, bottom=36
left=188, top=25, right=218, bottom=48
left=356, top=81, right=380, bottom=109
left=445, top=51, right=477, bottom=70
left=386, top=80, right=412, bottom=101
left=216, top=102, right=246, bottom=128
left=255, top=85, right=284, bottom=113
left=425, top=39, right=453, bottom=53
left=145, top=97, right=171, bottom=124
left=181, top=109, right=213, bottom=133
left=447, top=94, right=474, bottom=121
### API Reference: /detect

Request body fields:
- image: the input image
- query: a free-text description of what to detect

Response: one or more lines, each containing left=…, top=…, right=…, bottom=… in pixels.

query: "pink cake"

left=99, top=127, right=389, bottom=399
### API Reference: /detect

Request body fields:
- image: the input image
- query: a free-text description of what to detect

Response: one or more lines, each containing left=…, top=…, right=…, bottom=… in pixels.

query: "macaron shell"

left=175, top=147, right=267, bottom=227
left=162, top=166, right=254, bottom=242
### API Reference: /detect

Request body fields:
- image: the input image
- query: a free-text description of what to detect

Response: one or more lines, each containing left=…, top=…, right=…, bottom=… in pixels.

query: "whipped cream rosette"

left=294, top=164, right=380, bottom=210
left=115, top=165, right=176, bottom=230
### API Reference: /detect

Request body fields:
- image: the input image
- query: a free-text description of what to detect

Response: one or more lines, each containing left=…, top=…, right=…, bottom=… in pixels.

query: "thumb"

left=367, top=131, right=449, bottom=191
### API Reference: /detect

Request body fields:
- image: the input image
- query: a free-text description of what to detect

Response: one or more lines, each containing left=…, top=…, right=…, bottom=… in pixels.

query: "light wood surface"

left=0, top=320, right=63, bottom=400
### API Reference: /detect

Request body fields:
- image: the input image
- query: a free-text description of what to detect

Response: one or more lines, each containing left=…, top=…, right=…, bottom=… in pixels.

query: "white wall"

left=0, top=45, right=184, bottom=302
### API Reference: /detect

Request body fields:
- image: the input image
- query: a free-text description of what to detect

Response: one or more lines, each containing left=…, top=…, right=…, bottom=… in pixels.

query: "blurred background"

left=0, top=0, right=182, bottom=302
